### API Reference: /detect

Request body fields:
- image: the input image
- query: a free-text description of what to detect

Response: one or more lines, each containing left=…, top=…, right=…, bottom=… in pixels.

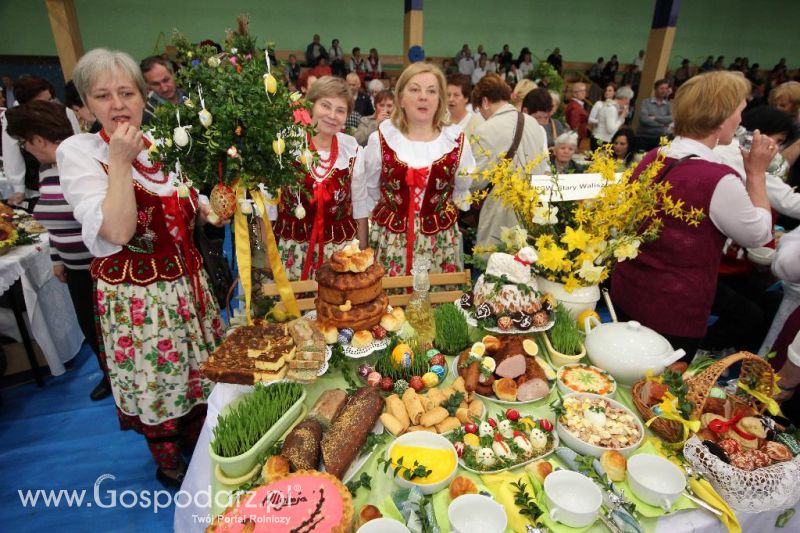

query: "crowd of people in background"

left=2, top=34, right=800, bottom=485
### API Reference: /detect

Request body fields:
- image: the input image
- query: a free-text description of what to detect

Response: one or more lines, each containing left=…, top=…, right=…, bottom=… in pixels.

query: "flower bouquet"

left=472, top=145, right=705, bottom=292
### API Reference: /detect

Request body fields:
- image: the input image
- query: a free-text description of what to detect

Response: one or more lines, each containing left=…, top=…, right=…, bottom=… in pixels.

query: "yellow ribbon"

left=646, top=392, right=700, bottom=445
left=250, top=188, right=299, bottom=319
left=736, top=380, right=784, bottom=417
left=233, top=183, right=254, bottom=324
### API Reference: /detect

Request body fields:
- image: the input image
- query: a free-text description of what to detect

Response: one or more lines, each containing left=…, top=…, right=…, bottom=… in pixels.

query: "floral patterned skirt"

left=279, top=238, right=352, bottom=281
left=96, top=273, right=224, bottom=426
left=369, top=217, right=462, bottom=276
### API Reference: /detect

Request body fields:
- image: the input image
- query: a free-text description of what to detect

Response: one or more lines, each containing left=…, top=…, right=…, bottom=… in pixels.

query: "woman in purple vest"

left=610, top=71, right=778, bottom=361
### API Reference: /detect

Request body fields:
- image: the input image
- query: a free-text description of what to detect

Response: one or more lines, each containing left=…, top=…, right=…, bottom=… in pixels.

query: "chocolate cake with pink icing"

left=207, top=470, right=353, bottom=533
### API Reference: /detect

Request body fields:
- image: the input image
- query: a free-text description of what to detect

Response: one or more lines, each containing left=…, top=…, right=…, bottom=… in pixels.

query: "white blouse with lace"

left=356, top=120, right=476, bottom=214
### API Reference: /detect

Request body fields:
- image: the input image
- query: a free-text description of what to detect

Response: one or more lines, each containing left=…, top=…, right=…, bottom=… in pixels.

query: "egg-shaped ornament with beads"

left=173, top=126, right=190, bottom=148
left=209, top=183, right=237, bottom=220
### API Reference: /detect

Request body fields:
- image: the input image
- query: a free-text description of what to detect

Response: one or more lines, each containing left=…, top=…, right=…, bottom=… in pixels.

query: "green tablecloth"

left=288, top=334, right=677, bottom=533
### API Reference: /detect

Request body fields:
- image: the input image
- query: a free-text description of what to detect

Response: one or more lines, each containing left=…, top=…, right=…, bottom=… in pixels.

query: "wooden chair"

left=261, top=270, right=472, bottom=312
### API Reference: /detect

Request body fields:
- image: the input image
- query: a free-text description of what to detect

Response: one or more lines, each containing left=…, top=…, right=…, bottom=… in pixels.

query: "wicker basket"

left=632, top=351, right=775, bottom=443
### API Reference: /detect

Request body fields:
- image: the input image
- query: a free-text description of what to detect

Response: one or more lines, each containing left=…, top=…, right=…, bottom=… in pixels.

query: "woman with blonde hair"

left=272, top=76, right=367, bottom=280
left=611, top=71, right=778, bottom=361
left=357, top=62, right=475, bottom=276
left=511, top=78, right=537, bottom=111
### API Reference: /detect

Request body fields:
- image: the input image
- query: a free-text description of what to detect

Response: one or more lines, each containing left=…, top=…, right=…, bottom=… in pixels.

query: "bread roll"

left=456, top=407, right=471, bottom=424
left=420, top=406, right=449, bottom=427
left=493, top=378, right=518, bottom=402
left=435, top=416, right=461, bottom=434
left=351, top=330, right=374, bottom=348
left=380, top=413, right=406, bottom=436
left=262, top=455, right=290, bottom=482
left=391, top=307, right=406, bottom=323
left=451, top=376, right=466, bottom=393
left=468, top=399, right=485, bottom=419
left=600, top=450, right=627, bottom=482
left=385, top=395, right=410, bottom=429
left=402, top=388, right=424, bottom=424
left=407, top=425, right=437, bottom=432
left=357, top=504, right=382, bottom=529
left=418, top=395, right=436, bottom=413
left=526, top=459, right=553, bottom=483
left=319, top=323, right=339, bottom=345
left=482, top=335, right=502, bottom=353
left=449, top=476, right=478, bottom=499
left=426, top=388, right=445, bottom=407
left=380, top=313, right=400, bottom=332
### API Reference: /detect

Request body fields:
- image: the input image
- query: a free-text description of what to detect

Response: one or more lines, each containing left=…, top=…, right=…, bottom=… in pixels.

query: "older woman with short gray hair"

left=550, top=131, right=583, bottom=173
left=57, top=48, right=226, bottom=489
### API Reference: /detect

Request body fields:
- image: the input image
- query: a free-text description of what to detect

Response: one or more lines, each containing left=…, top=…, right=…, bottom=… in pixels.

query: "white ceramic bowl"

left=544, top=470, right=602, bottom=528
left=556, top=363, right=617, bottom=397
left=448, top=494, right=508, bottom=533
left=555, top=392, right=644, bottom=457
left=747, top=246, right=775, bottom=266
left=356, top=518, right=412, bottom=533
left=385, top=431, right=458, bottom=495
left=627, top=454, right=686, bottom=510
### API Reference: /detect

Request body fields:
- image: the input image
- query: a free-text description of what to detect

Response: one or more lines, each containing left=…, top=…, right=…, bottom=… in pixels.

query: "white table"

left=0, top=236, right=84, bottom=378
left=175, top=382, right=799, bottom=533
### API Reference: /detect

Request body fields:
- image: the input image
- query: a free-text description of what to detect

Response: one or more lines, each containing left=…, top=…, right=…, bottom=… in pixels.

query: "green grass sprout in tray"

left=433, top=302, right=470, bottom=354
left=211, top=382, right=303, bottom=457
left=549, top=303, right=584, bottom=355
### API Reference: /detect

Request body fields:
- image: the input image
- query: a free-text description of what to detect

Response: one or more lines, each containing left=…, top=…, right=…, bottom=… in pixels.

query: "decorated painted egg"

left=380, top=377, right=394, bottom=392
left=209, top=183, right=237, bottom=220
left=357, top=363, right=374, bottom=379
left=337, top=328, right=354, bottom=345
left=430, top=364, right=446, bottom=381
left=391, top=343, right=414, bottom=370
left=366, top=371, right=382, bottom=387
left=426, top=348, right=441, bottom=359
left=422, top=372, right=439, bottom=389
left=409, top=376, right=424, bottom=392
left=263, top=73, right=278, bottom=95
left=430, top=353, right=446, bottom=367
left=198, top=108, right=213, bottom=128
left=497, top=316, right=514, bottom=331
left=272, top=137, right=286, bottom=156
left=207, top=56, right=221, bottom=68
left=238, top=199, right=253, bottom=215
left=371, top=325, right=387, bottom=340
left=393, top=379, right=409, bottom=395
left=173, top=126, right=190, bottom=147
left=176, top=184, right=190, bottom=199
left=293, top=204, right=306, bottom=220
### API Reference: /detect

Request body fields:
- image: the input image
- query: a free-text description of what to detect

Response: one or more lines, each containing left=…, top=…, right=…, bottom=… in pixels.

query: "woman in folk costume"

left=272, top=76, right=368, bottom=280
left=57, top=49, right=226, bottom=487
left=358, top=62, right=476, bottom=276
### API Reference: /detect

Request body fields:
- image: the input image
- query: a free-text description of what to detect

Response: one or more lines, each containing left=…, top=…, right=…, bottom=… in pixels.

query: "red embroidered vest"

left=273, top=160, right=358, bottom=244
left=371, top=130, right=463, bottom=235
left=91, top=182, right=202, bottom=286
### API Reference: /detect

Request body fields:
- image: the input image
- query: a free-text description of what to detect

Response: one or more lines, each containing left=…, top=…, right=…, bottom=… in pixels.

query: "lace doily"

left=683, top=436, right=800, bottom=512
left=302, top=310, right=390, bottom=359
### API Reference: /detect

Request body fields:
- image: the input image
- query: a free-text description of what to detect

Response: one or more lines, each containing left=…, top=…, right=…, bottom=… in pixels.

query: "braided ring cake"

left=315, top=292, right=389, bottom=331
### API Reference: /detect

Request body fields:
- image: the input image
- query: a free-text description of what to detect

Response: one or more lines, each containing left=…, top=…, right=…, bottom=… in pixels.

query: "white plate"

left=458, top=429, right=559, bottom=475
left=451, top=357, right=556, bottom=406
left=303, top=309, right=392, bottom=359
left=454, top=299, right=554, bottom=335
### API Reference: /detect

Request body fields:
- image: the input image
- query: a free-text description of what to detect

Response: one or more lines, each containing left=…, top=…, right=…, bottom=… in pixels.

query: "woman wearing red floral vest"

left=273, top=76, right=367, bottom=280
left=611, top=71, right=778, bottom=361
left=357, top=63, right=476, bottom=276
left=57, top=49, right=226, bottom=488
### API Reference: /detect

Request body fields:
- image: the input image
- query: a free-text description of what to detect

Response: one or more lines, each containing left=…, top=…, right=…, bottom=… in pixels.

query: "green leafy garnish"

left=345, top=472, right=372, bottom=496
left=663, top=369, right=694, bottom=419
left=441, top=391, right=465, bottom=416
left=379, top=456, right=432, bottom=481
left=511, top=480, right=542, bottom=522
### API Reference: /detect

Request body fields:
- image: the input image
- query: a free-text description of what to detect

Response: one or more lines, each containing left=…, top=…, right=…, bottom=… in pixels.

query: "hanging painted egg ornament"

left=173, top=126, right=190, bottom=147
left=198, top=108, right=213, bottom=128
left=263, top=73, right=278, bottom=95
left=210, top=183, right=237, bottom=220
left=176, top=184, right=190, bottom=198
left=272, top=137, right=286, bottom=156
left=207, top=56, right=221, bottom=68
left=238, top=199, right=253, bottom=215
left=294, top=204, right=306, bottom=220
